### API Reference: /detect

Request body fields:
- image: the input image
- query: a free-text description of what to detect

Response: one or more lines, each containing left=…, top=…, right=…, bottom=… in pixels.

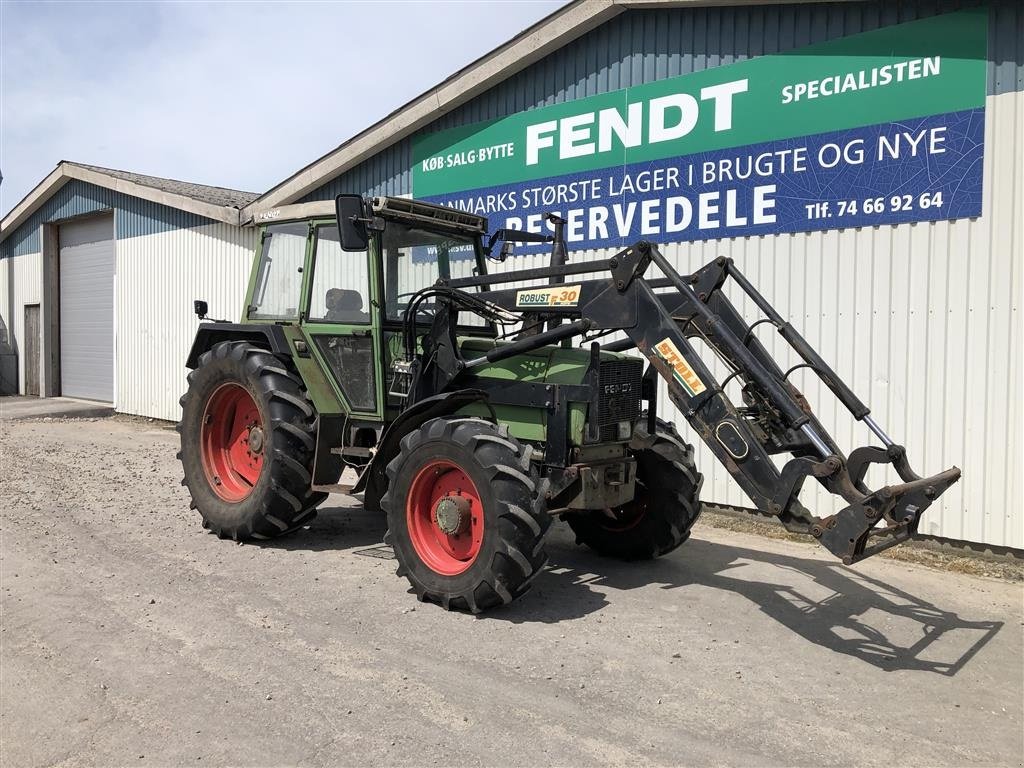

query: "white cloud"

left=0, top=0, right=565, bottom=213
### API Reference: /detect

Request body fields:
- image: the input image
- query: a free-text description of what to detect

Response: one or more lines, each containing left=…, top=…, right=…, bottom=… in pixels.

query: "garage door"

left=60, top=215, right=114, bottom=402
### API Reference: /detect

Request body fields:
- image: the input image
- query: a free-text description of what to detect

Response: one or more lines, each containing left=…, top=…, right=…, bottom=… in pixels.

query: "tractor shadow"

left=488, top=527, right=1006, bottom=676
left=259, top=501, right=389, bottom=552
left=261, top=503, right=1005, bottom=676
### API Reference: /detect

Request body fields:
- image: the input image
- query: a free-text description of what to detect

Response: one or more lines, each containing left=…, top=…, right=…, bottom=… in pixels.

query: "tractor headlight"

left=618, top=420, right=631, bottom=440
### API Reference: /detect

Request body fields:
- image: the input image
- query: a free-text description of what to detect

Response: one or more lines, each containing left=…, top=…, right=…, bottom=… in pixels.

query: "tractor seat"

left=325, top=288, right=369, bottom=323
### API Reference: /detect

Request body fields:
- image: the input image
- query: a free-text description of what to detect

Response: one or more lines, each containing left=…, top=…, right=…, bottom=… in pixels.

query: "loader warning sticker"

left=653, top=338, right=707, bottom=397
left=515, top=284, right=582, bottom=308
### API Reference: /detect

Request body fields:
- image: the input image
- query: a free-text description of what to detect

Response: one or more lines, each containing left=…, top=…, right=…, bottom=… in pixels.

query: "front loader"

left=178, top=194, right=959, bottom=613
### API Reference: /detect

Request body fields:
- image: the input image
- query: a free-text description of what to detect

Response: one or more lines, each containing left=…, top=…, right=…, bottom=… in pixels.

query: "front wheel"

left=567, top=418, right=703, bottom=560
left=381, top=417, right=550, bottom=613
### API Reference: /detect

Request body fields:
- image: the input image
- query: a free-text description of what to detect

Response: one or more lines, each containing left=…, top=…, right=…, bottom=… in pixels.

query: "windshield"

left=380, top=220, right=485, bottom=326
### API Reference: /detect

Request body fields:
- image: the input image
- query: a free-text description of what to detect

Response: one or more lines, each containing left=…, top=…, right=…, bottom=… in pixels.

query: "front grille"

left=596, top=358, right=643, bottom=440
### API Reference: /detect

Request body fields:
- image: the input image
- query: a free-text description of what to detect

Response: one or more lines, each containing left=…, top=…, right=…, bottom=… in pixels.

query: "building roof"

left=0, top=161, right=259, bottom=240
left=74, top=164, right=259, bottom=209
left=242, top=0, right=810, bottom=221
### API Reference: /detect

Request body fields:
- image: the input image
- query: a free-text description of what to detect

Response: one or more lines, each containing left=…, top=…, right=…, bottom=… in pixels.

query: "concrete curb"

left=0, top=397, right=115, bottom=421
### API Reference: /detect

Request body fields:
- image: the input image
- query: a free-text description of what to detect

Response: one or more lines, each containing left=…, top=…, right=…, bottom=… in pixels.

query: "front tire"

left=567, top=418, right=703, bottom=560
left=382, top=417, right=550, bottom=613
left=177, top=341, right=324, bottom=540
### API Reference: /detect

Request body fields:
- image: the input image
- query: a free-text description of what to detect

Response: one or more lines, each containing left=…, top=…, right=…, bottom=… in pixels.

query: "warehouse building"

left=1, top=0, right=1020, bottom=549
left=0, top=163, right=257, bottom=417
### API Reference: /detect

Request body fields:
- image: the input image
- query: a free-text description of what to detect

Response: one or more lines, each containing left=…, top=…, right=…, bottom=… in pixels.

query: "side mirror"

left=335, top=194, right=369, bottom=252
left=499, top=241, right=515, bottom=260
left=194, top=299, right=208, bottom=319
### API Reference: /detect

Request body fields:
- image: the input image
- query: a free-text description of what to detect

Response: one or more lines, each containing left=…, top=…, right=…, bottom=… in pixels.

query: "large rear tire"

left=567, top=417, right=703, bottom=560
left=177, top=341, right=325, bottom=540
left=382, top=417, right=550, bottom=613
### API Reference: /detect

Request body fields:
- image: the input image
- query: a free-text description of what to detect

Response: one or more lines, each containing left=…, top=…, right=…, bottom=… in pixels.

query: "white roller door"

left=60, top=215, right=114, bottom=402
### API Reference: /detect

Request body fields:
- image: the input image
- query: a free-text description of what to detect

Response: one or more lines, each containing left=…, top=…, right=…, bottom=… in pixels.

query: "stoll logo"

left=653, top=338, right=706, bottom=397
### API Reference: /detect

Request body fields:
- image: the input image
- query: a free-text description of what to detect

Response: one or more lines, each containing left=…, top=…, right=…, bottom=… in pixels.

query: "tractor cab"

left=246, top=197, right=490, bottom=328
left=233, top=197, right=496, bottom=428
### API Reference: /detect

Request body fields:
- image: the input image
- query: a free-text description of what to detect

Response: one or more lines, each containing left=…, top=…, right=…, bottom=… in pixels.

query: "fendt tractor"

left=178, top=195, right=960, bottom=613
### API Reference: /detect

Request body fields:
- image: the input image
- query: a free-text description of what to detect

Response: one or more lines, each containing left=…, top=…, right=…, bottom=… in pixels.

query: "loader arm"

left=438, top=240, right=960, bottom=565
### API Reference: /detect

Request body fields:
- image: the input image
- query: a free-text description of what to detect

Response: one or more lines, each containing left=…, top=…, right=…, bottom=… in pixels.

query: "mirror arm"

left=484, top=228, right=554, bottom=259
left=352, top=215, right=386, bottom=232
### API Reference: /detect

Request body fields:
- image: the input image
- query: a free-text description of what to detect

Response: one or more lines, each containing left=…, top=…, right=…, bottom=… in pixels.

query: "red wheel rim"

left=600, top=484, right=648, bottom=532
left=406, top=460, right=484, bottom=576
left=200, top=383, right=265, bottom=502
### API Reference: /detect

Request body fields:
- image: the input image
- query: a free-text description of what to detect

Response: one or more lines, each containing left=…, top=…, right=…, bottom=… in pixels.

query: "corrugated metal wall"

left=0, top=251, right=43, bottom=394
left=115, top=222, right=256, bottom=421
left=303, top=0, right=1022, bottom=548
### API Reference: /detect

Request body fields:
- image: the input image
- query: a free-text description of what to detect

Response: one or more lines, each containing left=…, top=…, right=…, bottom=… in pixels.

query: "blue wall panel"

left=1, top=179, right=212, bottom=258
left=298, top=0, right=1022, bottom=205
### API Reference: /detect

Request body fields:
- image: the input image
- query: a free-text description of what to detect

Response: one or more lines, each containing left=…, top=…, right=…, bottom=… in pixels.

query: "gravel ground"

left=1, top=415, right=1022, bottom=767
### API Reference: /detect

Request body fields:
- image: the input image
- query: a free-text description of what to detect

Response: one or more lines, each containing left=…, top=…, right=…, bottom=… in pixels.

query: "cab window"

left=307, top=225, right=371, bottom=324
left=249, top=223, right=307, bottom=320
left=381, top=221, right=485, bottom=327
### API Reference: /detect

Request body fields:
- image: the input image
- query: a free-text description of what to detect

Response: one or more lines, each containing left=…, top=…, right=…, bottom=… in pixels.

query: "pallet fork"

left=433, top=240, right=960, bottom=565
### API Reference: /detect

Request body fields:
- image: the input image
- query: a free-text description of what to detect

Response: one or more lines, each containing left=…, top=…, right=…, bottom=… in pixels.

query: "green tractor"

left=179, top=195, right=959, bottom=613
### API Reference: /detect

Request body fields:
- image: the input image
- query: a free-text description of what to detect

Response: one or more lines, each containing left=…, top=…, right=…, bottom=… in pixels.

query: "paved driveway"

left=2, top=416, right=1021, bottom=766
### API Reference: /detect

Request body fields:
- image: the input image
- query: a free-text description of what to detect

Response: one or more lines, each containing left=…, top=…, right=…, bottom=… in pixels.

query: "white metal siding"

left=115, top=222, right=256, bottom=421
left=487, top=88, right=1022, bottom=550
left=59, top=216, right=115, bottom=402
left=1, top=250, right=43, bottom=394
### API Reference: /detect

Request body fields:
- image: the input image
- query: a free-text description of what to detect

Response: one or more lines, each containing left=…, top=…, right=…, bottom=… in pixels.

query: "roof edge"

left=0, top=165, right=69, bottom=242
left=243, top=0, right=621, bottom=218
left=1, top=162, right=244, bottom=242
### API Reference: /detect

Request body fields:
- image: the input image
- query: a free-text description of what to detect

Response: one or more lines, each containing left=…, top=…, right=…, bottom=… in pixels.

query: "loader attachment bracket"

left=771, top=455, right=839, bottom=528
left=610, top=242, right=652, bottom=291
left=846, top=444, right=920, bottom=490
left=816, top=466, right=961, bottom=564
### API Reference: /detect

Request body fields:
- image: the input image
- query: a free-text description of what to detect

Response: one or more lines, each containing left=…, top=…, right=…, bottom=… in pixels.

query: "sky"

left=0, top=0, right=565, bottom=216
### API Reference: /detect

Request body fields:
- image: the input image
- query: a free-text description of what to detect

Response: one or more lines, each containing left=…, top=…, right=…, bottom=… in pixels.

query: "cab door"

left=299, top=223, right=385, bottom=421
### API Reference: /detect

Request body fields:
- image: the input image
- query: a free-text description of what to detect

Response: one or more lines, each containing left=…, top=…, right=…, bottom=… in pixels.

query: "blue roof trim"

left=299, top=0, right=1021, bottom=205
left=1, top=179, right=214, bottom=258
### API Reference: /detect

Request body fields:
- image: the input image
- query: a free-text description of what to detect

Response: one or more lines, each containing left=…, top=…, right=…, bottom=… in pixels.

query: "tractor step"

left=312, top=465, right=362, bottom=495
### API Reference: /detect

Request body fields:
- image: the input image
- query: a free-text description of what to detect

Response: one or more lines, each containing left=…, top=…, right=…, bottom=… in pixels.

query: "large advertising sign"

left=412, top=9, right=987, bottom=252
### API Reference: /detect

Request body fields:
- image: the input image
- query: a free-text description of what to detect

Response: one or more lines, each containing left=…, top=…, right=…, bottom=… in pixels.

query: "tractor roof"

left=371, top=197, right=487, bottom=235
left=251, top=196, right=487, bottom=235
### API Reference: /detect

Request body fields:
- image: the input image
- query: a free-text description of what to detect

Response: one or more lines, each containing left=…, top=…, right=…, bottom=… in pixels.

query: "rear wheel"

left=567, top=418, right=703, bottom=560
left=382, top=417, right=550, bottom=613
left=177, top=341, right=325, bottom=540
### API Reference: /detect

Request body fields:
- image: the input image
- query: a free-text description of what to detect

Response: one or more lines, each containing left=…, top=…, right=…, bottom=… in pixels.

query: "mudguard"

left=185, top=323, right=292, bottom=369
left=356, top=389, right=489, bottom=511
